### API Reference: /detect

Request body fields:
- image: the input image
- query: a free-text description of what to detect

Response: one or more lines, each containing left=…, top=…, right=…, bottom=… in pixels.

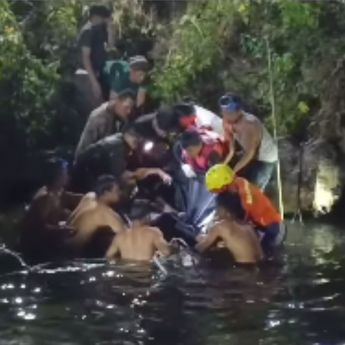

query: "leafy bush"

left=154, top=0, right=345, bottom=136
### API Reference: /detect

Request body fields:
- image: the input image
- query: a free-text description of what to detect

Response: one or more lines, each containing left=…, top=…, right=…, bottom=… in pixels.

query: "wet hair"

left=94, top=175, right=119, bottom=197
left=216, top=192, right=246, bottom=220
left=180, top=131, right=202, bottom=149
left=156, top=107, right=178, bottom=131
left=173, top=102, right=196, bottom=119
left=45, top=158, right=68, bottom=186
left=129, top=56, right=150, bottom=72
left=89, top=5, right=111, bottom=18
left=117, top=89, right=136, bottom=102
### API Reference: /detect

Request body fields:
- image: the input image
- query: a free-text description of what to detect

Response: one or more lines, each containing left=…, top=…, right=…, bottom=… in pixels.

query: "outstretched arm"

left=133, top=168, right=172, bottom=184
left=224, top=136, right=235, bottom=164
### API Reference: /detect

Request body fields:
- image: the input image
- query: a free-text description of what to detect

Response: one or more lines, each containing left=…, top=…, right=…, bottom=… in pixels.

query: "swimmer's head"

left=45, top=158, right=69, bottom=190
left=216, top=192, right=246, bottom=221
left=128, top=201, right=158, bottom=226
left=94, top=175, right=121, bottom=204
left=219, top=93, right=243, bottom=123
left=180, top=130, right=202, bottom=159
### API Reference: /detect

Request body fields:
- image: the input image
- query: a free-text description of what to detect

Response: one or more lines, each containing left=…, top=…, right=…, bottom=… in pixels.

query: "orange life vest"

left=231, top=177, right=281, bottom=227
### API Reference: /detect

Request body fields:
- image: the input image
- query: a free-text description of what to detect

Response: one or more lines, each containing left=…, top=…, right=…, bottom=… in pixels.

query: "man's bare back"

left=106, top=226, right=170, bottom=261
left=196, top=219, right=263, bottom=264
left=68, top=203, right=125, bottom=251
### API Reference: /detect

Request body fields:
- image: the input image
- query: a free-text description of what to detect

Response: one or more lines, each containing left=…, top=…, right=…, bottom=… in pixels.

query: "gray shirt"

left=75, top=102, right=124, bottom=158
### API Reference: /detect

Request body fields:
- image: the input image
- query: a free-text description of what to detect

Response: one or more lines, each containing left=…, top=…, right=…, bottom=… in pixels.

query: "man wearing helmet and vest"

left=205, top=164, right=285, bottom=253
left=219, top=94, right=278, bottom=191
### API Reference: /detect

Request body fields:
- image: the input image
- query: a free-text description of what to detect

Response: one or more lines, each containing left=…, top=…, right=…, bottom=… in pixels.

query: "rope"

left=266, top=38, right=285, bottom=220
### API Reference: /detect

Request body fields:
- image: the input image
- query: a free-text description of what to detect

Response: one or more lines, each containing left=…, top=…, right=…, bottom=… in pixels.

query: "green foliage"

left=154, top=0, right=345, bottom=136
left=153, top=0, right=237, bottom=102
left=0, top=0, right=59, bottom=148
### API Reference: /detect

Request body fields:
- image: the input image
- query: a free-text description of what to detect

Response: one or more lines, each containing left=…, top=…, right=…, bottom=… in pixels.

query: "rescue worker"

left=73, top=124, right=172, bottom=192
left=173, top=102, right=224, bottom=137
left=219, top=94, right=278, bottom=190
left=205, top=164, right=285, bottom=253
left=180, top=129, right=228, bottom=176
left=75, top=89, right=135, bottom=159
left=195, top=205, right=263, bottom=264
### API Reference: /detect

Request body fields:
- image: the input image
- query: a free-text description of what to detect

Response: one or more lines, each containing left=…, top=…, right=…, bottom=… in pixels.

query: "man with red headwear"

left=173, top=102, right=224, bottom=137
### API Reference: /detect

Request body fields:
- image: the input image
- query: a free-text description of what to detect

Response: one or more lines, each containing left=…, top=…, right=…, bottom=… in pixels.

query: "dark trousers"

left=240, top=160, right=275, bottom=191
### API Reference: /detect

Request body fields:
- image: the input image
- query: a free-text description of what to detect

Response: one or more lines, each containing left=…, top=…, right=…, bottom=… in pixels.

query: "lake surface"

left=0, top=221, right=344, bottom=345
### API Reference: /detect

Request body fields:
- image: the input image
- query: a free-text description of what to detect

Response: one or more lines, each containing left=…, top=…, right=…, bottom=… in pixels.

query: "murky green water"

left=0, top=222, right=344, bottom=345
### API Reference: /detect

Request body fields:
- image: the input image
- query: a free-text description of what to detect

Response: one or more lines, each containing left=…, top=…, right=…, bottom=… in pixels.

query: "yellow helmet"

left=205, top=164, right=235, bottom=193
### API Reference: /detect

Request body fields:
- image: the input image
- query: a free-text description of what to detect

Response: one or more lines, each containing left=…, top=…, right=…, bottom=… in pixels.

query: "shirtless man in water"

left=106, top=225, right=170, bottom=261
left=68, top=175, right=126, bottom=254
left=196, top=206, right=263, bottom=264
left=106, top=203, right=171, bottom=261
left=20, top=158, right=82, bottom=261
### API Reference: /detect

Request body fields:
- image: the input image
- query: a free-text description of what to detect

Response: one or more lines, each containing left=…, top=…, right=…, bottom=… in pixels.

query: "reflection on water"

left=0, top=222, right=345, bottom=344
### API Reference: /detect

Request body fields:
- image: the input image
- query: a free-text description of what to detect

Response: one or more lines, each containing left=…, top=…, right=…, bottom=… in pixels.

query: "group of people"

left=19, top=5, right=285, bottom=267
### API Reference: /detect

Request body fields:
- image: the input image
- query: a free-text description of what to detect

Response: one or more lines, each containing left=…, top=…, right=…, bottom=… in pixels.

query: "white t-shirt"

left=194, top=105, right=224, bottom=137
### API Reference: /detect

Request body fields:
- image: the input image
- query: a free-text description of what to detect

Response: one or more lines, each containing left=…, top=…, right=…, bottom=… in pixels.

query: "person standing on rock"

left=219, top=94, right=278, bottom=191
left=74, top=5, right=114, bottom=118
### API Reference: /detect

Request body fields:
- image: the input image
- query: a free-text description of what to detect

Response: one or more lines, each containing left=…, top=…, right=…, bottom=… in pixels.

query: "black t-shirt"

left=81, top=133, right=130, bottom=179
left=77, top=22, right=108, bottom=75
left=132, top=113, right=159, bottom=140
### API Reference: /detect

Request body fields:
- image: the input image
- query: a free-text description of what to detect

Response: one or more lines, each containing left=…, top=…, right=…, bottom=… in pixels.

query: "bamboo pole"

left=266, top=38, right=285, bottom=219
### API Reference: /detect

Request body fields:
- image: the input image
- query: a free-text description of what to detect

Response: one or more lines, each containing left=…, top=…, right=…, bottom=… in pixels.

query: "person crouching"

left=205, top=164, right=286, bottom=254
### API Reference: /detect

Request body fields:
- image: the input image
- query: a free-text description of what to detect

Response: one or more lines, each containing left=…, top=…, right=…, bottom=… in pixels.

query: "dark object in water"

left=84, top=227, right=116, bottom=258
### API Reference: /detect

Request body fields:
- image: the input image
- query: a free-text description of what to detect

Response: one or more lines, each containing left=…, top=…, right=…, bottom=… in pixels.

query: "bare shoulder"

left=72, top=207, right=98, bottom=224
left=33, top=187, right=48, bottom=200
left=32, top=188, right=56, bottom=207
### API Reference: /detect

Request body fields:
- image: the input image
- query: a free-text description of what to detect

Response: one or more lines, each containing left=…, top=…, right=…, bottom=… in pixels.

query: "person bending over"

left=195, top=206, right=263, bottom=264
left=20, top=159, right=82, bottom=261
left=180, top=129, right=228, bottom=177
left=67, top=175, right=126, bottom=255
left=75, top=89, right=135, bottom=159
left=219, top=94, right=277, bottom=190
left=74, top=124, right=172, bottom=192
left=205, top=164, right=285, bottom=253
left=173, top=102, right=224, bottom=137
